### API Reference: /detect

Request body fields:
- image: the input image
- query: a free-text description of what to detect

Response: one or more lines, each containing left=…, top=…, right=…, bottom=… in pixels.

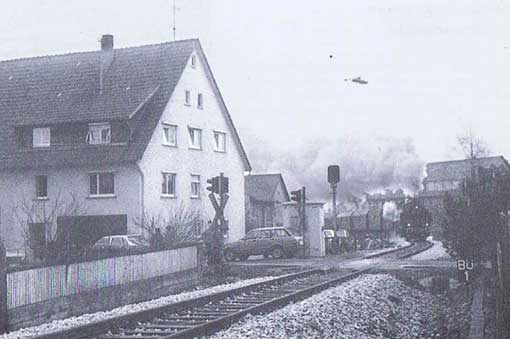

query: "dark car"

left=223, top=227, right=304, bottom=261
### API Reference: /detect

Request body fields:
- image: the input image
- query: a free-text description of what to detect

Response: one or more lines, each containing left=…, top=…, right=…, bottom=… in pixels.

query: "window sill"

left=33, top=197, right=49, bottom=201
left=184, top=103, right=191, bottom=107
left=87, top=194, right=116, bottom=199
left=214, top=149, right=226, bottom=153
left=162, top=143, right=177, bottom=148
left=188, top=147, right=203, bottom=151
left=190, top=196, right=201, bottom=200
left=161, top=194, right=176, bottom=199
left=197, top=106, right=203, bottom=110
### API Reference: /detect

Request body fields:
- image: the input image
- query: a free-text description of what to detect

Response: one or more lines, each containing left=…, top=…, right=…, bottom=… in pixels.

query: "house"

left=0, top=35, right=251, bottom=253
left=244, top=174, right=289, bottom=231
left=418, top=156, right=510, bottom=236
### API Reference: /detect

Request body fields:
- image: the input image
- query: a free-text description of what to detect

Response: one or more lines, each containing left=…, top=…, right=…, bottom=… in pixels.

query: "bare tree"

left=135, top=202, right=204, bottom=248
left=456, top=128, right=490, bottom=160
left=12, top=192, right=82, bottom=262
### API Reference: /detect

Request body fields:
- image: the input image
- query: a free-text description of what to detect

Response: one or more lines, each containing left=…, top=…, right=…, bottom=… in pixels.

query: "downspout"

left=135, top=162, right=145, bottom=232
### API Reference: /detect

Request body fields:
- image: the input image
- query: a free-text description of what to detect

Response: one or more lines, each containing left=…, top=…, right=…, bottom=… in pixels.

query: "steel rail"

left=31, top=241, right=432, bottom=339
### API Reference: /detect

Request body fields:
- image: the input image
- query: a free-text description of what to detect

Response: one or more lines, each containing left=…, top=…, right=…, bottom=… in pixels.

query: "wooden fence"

left=6, top=245, right=197, bottom=309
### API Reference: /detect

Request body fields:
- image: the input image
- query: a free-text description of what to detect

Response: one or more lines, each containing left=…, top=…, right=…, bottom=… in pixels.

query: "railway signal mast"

left=328, top=165, right=340, bottom=232
left=206, top=173, right=229, bottom=265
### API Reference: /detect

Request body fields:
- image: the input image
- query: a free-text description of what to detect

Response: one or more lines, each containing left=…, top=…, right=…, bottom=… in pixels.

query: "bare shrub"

left=135, top=202, right=204, bottom=248
left=12, top=192, right=82, bottom=262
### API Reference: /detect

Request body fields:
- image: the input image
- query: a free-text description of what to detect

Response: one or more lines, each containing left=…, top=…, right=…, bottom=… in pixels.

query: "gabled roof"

left=0, top=39, right=251, bottom=171
left=424, top=156, right=510, bottom=182
left=245, top=174, right=290, bottom=202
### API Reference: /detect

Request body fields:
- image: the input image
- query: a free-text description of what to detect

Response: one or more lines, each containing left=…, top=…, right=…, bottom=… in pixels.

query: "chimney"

left=101, top=34, right=114, bottom=51
left=99, top=34, right=114, bottom=92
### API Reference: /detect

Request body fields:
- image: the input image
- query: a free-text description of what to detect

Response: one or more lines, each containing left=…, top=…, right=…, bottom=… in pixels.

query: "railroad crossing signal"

left=291, top=189, right=302, bottom=203
left=206, top=176, right=219, bottom=194
left=207, top=176, right=229, bottom=194
left=206, top=173, right=230, bottom=265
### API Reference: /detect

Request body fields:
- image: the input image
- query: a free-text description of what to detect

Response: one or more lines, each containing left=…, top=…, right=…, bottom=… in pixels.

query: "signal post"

left=291, top=187, right=308, bottom=256
left=206, top=173, right=229, bottom=265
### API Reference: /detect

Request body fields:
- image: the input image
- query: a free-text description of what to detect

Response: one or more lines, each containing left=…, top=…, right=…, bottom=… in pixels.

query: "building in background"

left=245, top=174, right=289, bottom=231
left=418, top=156, right=510, bottom=237
left=0, top=35, right=251, bottom=254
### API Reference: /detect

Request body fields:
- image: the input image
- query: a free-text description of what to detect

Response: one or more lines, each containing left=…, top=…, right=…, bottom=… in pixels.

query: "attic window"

left=86, top=122, right=111, bottom=145
left=197, top=93, right=203, bottom=109
left=33, top=127, right=51, bottom=147
left=191, top=55, right=197, bottom=68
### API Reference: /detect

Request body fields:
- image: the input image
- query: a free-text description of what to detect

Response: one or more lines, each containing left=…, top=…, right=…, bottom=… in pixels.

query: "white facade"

left=0, top=47, right=248, bottom=250
left=282, top=202, right=326, bottom=257
left=139, top=50, right=247, bottom=242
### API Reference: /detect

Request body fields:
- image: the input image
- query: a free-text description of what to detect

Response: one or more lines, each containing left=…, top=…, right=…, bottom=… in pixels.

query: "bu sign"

left=457, top=259, right=475, bottom=284
left=328, top=165, right=340, bottom=184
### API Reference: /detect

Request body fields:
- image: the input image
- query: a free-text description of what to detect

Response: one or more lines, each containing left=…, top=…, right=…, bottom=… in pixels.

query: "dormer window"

left=33, top=127, right=51, bottom=147
left=86, top=123, right=111, bottom=144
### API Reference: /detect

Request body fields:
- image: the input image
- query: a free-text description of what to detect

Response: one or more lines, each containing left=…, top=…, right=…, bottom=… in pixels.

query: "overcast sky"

left=1, top=0, right=509, bottom=164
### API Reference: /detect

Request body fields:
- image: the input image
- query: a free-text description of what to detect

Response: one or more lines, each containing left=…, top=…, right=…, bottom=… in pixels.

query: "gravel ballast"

left=0, top=276, right=276, bottom=339
left=208, top=274, right=444, bottom=339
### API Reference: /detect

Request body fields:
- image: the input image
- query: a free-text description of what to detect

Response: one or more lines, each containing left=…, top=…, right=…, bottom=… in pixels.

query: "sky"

left=1, top=0, right=510, bottom=183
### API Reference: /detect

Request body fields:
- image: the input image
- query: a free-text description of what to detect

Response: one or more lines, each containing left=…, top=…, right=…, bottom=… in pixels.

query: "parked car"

left=91, top=235, right=150, bottom=254
left=223, top=227, right=304, bottom=261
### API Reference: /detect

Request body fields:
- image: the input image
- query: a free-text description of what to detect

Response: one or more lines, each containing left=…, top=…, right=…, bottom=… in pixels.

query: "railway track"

left=33, top=241, right=432, bottom=339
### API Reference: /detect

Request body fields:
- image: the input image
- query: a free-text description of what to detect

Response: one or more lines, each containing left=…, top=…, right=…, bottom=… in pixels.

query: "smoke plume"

left=243, top=134, right=424, bottom=202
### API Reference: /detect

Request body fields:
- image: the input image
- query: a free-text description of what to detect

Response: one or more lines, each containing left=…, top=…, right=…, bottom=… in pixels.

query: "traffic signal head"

left=220, top=176, right=229, bottom=194
left=206, top=176, right=219, bottom=193
left=328, top=165, right=340, bottom=184
left=290, top=189, right=302, bottom=203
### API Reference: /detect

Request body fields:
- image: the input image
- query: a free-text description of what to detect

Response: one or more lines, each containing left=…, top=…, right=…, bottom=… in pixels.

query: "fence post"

left=0, top=239, right=8, bottom=334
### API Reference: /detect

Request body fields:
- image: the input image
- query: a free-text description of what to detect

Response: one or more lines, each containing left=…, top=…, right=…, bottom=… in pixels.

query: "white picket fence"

left=6, top=246, right=197, bottom=309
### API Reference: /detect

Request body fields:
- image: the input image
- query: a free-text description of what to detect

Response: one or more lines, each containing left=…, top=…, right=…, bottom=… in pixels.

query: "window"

left=111, top=237, right=125, bottom=249
left=33, top=127, right=51, bottom=147
left=259, top=230, right=271, bottom=238
left=35, top=175, right=48, bottom=198
left=245, top=230, right=260, bottom=239
left=89, top=172, right=115, bottom=196
left=163, top=124, right=177, bottom=146
left=191, top=55, right=197, bottom=68
left=86, top=123, right=111, bottom=144
left=197, top=93, right=203, bottom=109
left=185, top=90, right=191, bottom=106
left=188, top=128, right=202, bottom=149
left=96, top=237, right=109, bottom=246
left=213, top=131, right=226, bottom=152
left=272, top=229, right=290, bottom=238
left=191, top=175, right=201, bottom=198
left=162, top=173, right=176, bottom=196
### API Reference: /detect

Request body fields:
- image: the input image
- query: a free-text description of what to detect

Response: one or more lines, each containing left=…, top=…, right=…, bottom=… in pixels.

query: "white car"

left=92, top=235, right=150, bottom=252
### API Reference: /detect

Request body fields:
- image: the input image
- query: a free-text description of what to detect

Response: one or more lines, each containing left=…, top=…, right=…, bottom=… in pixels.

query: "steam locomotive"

left=399, top=198, right=431, bottom=242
